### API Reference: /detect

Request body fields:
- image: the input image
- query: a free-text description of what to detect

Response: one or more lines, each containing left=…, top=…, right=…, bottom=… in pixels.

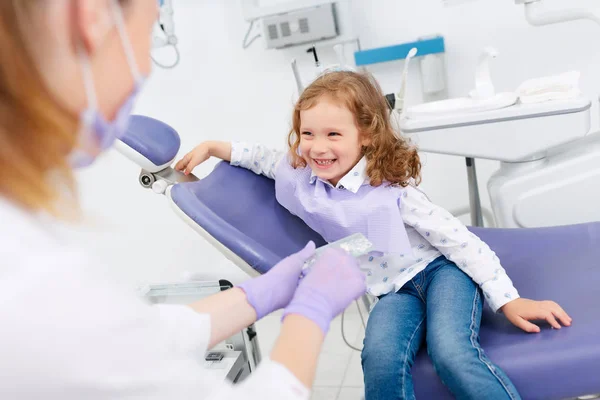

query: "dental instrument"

left=386, top=47, right=418, bottom=115
left=354, top=36, right=448, bottom=106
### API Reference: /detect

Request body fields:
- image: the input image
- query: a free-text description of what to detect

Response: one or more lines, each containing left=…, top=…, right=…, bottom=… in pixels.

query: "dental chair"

left=118, top=115, right=600, bottom=400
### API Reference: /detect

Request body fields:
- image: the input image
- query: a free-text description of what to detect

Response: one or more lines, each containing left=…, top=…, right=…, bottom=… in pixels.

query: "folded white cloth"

left=517, top=71, right=581, bottom=104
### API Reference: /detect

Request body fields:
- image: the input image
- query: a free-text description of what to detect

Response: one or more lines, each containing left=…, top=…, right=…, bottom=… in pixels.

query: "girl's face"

left=299, top=96, right=368, bottom=186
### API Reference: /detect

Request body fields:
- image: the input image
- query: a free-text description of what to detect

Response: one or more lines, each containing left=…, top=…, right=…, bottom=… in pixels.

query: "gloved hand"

left=282, top=248, right=367, bottom=334
left=237, top=241, right=316, bottom=320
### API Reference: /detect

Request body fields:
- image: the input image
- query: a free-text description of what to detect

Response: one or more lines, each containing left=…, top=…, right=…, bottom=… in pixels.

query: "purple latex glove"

left=237, top=241, right=316, bottom=319
left=282, top=248, right=367, bottom=334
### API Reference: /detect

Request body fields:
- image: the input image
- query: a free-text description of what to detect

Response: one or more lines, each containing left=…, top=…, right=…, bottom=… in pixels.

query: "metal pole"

left=466, top=157, right=484, bottom=227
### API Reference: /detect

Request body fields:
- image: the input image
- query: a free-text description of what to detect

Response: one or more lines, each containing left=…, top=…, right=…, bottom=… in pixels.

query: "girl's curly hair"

left=287, top=70, right=421, bottom=187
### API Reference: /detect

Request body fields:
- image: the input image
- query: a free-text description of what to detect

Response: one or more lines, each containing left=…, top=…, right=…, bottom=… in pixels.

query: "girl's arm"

left=175, top=141, right=285, bottom=180
left=230, top=142, right=285, bottom=180
left=400, top=185, right=519, bottom=312
left=400, top=185, right=571, bottom=331
left=175, top=141, right=231, bottom=175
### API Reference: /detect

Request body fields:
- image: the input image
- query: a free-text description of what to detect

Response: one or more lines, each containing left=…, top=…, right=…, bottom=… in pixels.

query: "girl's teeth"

left=315, top=159, right=333, bottom=165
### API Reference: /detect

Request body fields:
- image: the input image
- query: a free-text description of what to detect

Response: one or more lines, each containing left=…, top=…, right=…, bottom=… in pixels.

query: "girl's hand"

left=175, top=142, right=211, bottom=175
left=500, top=298, right=572, bottom=333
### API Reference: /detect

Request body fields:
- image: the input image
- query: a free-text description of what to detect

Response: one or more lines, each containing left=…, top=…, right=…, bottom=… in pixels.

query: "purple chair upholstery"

left=172, top=162, right=600, bottom=400
left=122, top=115, right=180, bottom=167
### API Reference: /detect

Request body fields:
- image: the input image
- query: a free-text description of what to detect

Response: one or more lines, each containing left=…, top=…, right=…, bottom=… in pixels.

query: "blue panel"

left=354, top=36, right=445, bottom=66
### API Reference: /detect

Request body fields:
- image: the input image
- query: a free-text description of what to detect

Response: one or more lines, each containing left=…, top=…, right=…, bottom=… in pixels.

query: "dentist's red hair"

left=0, top=1, right=80, bottom=215
left=0, top=0, right=130, bottom=216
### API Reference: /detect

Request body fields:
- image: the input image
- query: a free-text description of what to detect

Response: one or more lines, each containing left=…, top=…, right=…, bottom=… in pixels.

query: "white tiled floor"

left=255, top=306, right=366, bottom=400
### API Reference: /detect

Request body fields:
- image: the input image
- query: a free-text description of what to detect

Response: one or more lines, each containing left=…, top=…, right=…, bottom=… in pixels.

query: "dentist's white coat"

left=0, top=198, right=308, bottom=400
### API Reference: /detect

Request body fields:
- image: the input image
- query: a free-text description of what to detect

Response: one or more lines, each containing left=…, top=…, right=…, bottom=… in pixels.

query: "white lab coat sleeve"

left=400, top=185, right=520, bottom=312
left=152, top=305, right=310, bottom=400
left=153, top=304, right=212, bottom=354
left=207, top=359, right=310, bottom=400
left=230, top=141, right=286, bottom=179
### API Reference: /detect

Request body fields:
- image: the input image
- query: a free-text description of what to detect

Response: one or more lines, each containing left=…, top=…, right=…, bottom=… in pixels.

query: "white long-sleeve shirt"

left=0, top=197, right=309, bottom=400
left=231, top=142, right=520, bottom=312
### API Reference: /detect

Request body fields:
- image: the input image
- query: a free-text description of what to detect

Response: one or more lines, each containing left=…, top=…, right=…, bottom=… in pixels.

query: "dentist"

left=0, top=1, right=366, bottom=399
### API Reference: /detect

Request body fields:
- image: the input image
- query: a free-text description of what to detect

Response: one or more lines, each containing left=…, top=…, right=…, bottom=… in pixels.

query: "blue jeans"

left=361, top=256, right=521, bottom=400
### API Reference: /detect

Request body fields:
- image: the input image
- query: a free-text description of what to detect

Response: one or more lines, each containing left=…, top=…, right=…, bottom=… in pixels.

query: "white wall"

left=75, top=0, right=600, bottom=288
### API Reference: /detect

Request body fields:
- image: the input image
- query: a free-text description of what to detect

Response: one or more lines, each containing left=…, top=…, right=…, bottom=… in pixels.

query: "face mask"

left=70, top=0, right=146, bottom=168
